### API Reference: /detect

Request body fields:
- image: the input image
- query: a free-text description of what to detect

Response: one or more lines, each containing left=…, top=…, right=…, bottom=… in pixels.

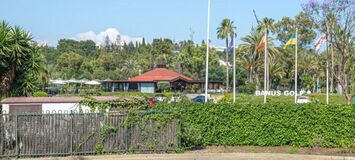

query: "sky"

left=1, top=0, right=308, bottom=46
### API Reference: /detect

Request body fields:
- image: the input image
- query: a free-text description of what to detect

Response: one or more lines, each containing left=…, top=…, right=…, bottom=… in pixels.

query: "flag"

left=314, top=34, right=327, bottom=51
left=283, top=34, right=297, bottom=49
left=228, top=37, right=234, bottom=53
left=256, top=36, right=266, bottom=51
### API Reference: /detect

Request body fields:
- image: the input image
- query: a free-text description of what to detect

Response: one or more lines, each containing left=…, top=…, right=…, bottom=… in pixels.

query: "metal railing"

left=0, top=111, right=180, bottom=158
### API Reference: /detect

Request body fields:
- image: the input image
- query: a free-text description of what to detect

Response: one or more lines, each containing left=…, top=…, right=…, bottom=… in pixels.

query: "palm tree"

left=256, top=17, right=277, bottom=90
left=257, top=17, right=276, bottom=33
left=217, top=18, right=236, bottom=91
left=268, top=57, right=286, bottom=90
left=240, top=27, right=279, bottom=90
left=29, top=47, right=49, bottom=90
left=122, top=59, right=140, bottom=79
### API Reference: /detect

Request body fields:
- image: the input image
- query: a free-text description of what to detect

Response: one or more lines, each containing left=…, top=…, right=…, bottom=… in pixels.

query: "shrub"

left=151, top=102, right=355, bottom=148
left=32, top=91, right=48, bottom=97
left=238, top=84, right=256, bottom=94
left=157, top=81, right=170, bottom=92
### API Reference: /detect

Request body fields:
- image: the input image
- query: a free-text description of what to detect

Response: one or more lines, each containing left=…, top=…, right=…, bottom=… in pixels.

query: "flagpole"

left=204, top=0, right=210, bottom=103
left=330, top=27, right=334, bottom=95
left=233, top=34, right=236, bottom=103
left=263, top=28, right=267, bottom=104
left=330, top=40, right=334, bottom=94
left=295, top=28, right=298, bottom=104
left=326, top=26, right=329, bottom=104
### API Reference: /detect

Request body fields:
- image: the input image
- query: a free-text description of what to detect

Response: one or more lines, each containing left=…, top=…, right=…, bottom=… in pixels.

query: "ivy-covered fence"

left=0, top=112, right=180, bottom=158
left=152, top=103, right=355, bottom=149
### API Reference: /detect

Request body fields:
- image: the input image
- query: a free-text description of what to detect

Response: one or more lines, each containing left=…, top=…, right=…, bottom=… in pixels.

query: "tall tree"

left=151, top=38, right=173, bottom=68
left=303, top=0, right=354, bottom=104
left=240, top=27, right=278, bottom=90
left=217, top=18, right=236, bottom=91
left=257, top=17, right=276, bottom=33
left=0, top=21, right=48, bottom=96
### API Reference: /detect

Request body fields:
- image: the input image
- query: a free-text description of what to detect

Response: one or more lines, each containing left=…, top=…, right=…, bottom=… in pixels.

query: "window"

left=9, top=104, right=42, bottom=114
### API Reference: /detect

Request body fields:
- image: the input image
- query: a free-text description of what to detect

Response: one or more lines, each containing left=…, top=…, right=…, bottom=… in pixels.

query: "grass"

left=188, top=146, right=355, bottom=156
left=48, top=91, right=350, bottom=104
left=219, top=93, right=349, bottom=104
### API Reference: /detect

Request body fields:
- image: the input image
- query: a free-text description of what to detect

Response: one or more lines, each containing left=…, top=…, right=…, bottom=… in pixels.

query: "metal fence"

left=0, top=112, right=180, bottom=158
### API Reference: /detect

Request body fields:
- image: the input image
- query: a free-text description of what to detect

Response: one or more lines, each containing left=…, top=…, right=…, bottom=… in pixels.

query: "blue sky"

left=1, top=0, right=308, bottom=46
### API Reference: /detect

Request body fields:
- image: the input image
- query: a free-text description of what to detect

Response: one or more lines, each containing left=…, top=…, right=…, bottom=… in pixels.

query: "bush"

left=32, top=91, right=48, bottom=97
left=157, top=81, right=170, bottom=92
left=238, top=84, right=256, bottom=94
left=151, top=103, right=355, bottom=148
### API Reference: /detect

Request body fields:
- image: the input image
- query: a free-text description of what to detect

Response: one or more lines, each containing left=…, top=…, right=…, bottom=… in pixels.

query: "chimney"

left=157, top=60, right=166, bottom=68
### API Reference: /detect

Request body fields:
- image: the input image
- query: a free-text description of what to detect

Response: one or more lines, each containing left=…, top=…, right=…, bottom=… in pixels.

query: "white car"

left=154, top=94, right=167, bottom=102
left=296, top=96, right=311, bottom=104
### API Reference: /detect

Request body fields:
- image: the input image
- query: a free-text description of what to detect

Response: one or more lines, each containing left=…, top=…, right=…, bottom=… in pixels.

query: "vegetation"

left=0, top=0, right=353, bottom=104
left=219, top=93, right=349, bottom=104
left=43, top=38, right=223, bottom=82
left=217, top=18, right=236, bottom=91
left=32, top=91, right=48, bottom=97
left=0, top=21, right=48, bottom=96
left=82, top=100, right=354, bottom=149
left=150, top=102, right=354, bottom=148
left=157, top=81, right=171, bottom=92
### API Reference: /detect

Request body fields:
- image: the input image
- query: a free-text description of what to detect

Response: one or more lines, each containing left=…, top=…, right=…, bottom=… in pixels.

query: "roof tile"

left=1, top=96, right=121, bottom=104
left=129, top=68, right=192, bottom=82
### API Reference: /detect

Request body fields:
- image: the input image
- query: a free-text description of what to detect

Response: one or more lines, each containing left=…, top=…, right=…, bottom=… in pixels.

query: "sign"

left=255, top=90, right=307, bottom=96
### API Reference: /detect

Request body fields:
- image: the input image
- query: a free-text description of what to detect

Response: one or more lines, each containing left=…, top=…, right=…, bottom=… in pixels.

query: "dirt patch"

left=186, top=146, right=355, bottom=157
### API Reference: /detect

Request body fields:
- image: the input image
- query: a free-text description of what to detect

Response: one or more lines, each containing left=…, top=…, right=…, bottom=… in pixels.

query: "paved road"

left=21, top=153, right=355, bottom=160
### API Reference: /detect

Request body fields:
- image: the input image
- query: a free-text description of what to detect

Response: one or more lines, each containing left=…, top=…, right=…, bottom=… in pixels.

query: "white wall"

left=1, top=103, right=93, bottom=114
left=2, top=104, right=9, bottom=113
left=42, top=103, right=91, bottom=113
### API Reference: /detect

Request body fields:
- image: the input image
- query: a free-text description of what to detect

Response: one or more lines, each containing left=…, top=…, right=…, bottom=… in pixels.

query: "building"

left=1, top=96, right=120, bottom=114
left=101, top=68, right=222, bottom=93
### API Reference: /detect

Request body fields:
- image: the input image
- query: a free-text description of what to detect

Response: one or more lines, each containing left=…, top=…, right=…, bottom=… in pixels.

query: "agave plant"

left=0, top=21, right=48, bottom=96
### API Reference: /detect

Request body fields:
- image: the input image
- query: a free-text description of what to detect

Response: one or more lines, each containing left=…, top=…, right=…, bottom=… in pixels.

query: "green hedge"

left=151, top=103, right=355, bottom=148
left=32, top=91, right=48, bottom=97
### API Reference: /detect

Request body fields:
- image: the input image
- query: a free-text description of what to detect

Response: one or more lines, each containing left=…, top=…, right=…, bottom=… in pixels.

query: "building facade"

left=101, top=68, right=222, bottom=93
left=1, top=96, right=120, bottom=114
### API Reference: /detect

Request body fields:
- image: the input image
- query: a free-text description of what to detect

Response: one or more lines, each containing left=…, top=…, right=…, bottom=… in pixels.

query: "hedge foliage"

left=151, top=103, right=355, bottom=148
left=32, top=91, right=48, bottom=97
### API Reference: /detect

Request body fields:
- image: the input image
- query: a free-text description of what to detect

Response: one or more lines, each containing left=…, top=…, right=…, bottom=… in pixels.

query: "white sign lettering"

left=255, top=90, right=306, bottom=96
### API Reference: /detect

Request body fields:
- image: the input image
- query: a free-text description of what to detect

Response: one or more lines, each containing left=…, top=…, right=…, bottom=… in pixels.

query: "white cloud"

left=73, top=28, right=142, bottom=46
left=34, top=40, right=48, bottom=47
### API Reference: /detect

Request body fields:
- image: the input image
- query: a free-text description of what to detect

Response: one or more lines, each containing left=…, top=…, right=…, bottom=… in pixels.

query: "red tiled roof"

left=1, top=96, right=121, bottom=104
left=128, top=68, right=193, bottom=82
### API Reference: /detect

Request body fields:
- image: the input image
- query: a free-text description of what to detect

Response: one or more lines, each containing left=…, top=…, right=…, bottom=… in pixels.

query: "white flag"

left=314, top=34, right=327, bottom=51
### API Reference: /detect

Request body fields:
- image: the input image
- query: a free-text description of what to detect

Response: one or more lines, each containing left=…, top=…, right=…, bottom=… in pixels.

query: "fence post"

left=15, top=113, right=19, bottom=158
left=70, top=111, right=74, bottom=155
left=125, top=115, right=128, bottom=153
left=178, top=118, right=182, bottom=149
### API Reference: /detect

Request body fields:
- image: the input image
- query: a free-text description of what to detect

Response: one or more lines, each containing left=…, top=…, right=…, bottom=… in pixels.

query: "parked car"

left=192, top=95, right=211, bottom=103
left=154, top=94, right=167, bottom=102
left=296, top=96, right=311, bottom=104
